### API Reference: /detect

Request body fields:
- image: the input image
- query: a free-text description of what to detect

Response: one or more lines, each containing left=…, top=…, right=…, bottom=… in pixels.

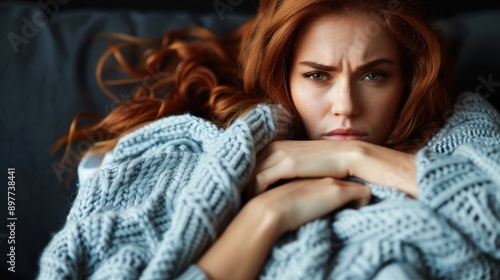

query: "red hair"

left=54, top=0, right=452, bottom=170
left=239, top=0, right=452, bottom=150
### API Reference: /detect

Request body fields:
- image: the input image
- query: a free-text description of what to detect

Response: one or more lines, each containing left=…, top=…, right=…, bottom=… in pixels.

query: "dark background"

left=1, top=1, right=500, bottom=280
left=13, top=0, right=500, bottom=17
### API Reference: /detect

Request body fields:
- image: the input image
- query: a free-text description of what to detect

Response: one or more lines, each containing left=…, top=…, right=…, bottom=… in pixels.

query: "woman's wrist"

left=241, top=197, right=286, bottom=239
left=347, top=140, right=419, bottom=198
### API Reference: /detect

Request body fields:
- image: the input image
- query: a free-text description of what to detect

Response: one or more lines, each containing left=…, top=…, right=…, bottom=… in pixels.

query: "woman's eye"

left=363, top=72, right=388, bottom=81
left=304, top=72, right=328, bottom=81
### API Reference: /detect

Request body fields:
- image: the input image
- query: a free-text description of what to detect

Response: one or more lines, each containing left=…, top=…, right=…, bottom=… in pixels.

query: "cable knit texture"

left=37, top=92, right=500, bottom=279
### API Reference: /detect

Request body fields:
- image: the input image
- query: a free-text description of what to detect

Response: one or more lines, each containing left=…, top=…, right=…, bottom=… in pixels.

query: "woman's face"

left=289, top=12, right=404, bottom=145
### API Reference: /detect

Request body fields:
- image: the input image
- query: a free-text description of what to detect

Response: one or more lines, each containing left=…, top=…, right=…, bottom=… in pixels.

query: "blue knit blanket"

left=38, top=92, right=500, bottom=279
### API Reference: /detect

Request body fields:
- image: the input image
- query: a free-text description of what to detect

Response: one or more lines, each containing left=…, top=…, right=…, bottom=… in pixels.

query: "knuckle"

left=274, top=148, right=286, bottom=159
left=282, top=156, right=296, bottom=170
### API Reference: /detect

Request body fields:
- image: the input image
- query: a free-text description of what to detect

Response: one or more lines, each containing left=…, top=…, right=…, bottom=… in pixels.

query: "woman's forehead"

left=293, top=12, right=400, bottom=65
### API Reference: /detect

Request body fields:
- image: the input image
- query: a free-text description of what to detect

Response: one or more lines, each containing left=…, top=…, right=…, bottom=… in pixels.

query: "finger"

left=247, top=147, right=277, bottom=198
left=254, top=144, right=285, bottom=175
left=274, top=178, right=370, bottom=211
left=243, top=173, right=277, bottom=201
left=342, top=191, right=372, bottom=209
left=319, top=179, right=371, bottom=206
left=351, top=187, right=372, bottom=208
left=250, top=145, right=292, bottom=198
left=330, top=179, right=372, bottom=209
left=292, top=178, right=371, bottom=213
left=256, top=140, right=289, bottom=164
left=255, top=156, right=332, bottom=195
left=276, top=178, right=370, bottom=231
left=254, top=159, right=297, bottom=196
left=244, top=166, right=272, bottom=201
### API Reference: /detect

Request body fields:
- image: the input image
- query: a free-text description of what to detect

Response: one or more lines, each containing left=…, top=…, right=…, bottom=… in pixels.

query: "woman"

left=39, top=0, right=500, bottom=279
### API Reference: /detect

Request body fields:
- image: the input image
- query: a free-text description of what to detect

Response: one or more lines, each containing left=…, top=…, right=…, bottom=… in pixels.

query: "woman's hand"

left=247, top=140, right=418, bottom=199
left=247, top=140, right=359, bottom=199
left=247, top=177, right=371, bottom=233
left=197, top=177, right=370, bottom=280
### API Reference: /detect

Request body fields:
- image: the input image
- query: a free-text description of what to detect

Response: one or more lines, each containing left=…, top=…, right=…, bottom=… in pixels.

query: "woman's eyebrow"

left=298, top=58, right=395, bottom=71
left=298, top=61, right=336, bottom=71
left=357, top=58, right=395, bottom=71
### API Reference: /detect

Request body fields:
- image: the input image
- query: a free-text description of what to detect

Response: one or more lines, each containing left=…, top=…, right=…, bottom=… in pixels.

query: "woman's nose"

left=330, top=79, right=359, bottom=118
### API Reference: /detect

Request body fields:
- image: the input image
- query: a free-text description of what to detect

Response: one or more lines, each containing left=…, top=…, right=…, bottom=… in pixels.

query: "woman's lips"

left=322, top=135, right=366, bottom=140
left=322, top=128, right=367, bottom=141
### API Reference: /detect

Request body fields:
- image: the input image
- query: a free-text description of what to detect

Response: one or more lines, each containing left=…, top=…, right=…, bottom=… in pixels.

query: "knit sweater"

left=37, top=92, right=500, bottom=279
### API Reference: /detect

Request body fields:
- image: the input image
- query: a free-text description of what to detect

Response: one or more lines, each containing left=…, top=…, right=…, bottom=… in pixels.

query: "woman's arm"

left=249, top=140, right=418, bottom=199
left=196, top=199, right=281, bottom=280
left=349, top=141, right=418, bottom=197
left=197, top=177, right=371, bottom=280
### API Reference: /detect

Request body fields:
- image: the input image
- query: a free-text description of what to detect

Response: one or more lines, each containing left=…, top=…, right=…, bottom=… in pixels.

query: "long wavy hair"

left=54, top=0, right=451, bottom=171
